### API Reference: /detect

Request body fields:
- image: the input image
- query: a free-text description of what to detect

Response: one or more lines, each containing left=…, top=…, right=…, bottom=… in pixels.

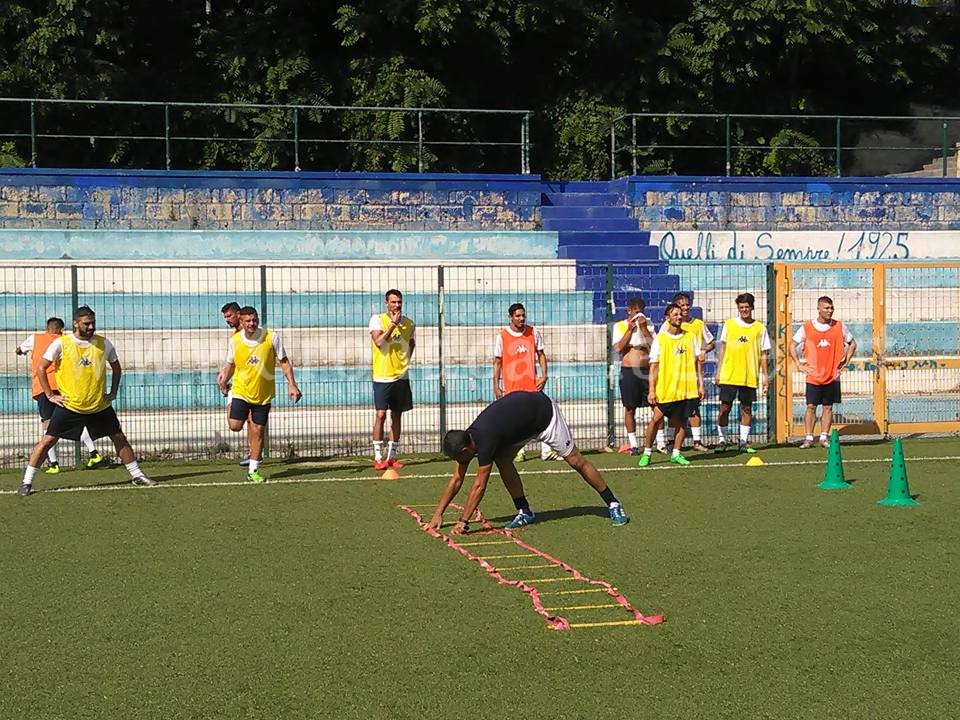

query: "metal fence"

left=4, top=259, right=955, bottom=468
left=0, top=98, right=533, bottom=174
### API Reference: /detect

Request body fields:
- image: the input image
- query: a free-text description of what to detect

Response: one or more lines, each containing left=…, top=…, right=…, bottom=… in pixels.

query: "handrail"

left=0, top=98, right=533, bottom=174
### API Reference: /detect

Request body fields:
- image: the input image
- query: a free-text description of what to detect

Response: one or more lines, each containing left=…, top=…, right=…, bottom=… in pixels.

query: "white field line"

left=2, top=454, right=959, bottom=497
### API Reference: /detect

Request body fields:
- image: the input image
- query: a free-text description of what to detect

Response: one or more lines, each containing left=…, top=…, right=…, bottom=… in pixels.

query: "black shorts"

left=806, top=381, right=841, bottom=406
left=46, top=405, right=121, bottom=441
left=34, top=391, right=61, bottom=422
left=373, top=378, right=414, bottom=413
left=618, top=367, right=649, bottom=409
left=230, top=398, right=271, bottom=426
left=718, top=384, right=758, bottom=407
left=657, top=398, right=700, bottom=425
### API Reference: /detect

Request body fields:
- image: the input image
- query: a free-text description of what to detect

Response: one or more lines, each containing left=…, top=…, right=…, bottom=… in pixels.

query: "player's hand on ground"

left=450, top=520, right=469, bottom=536
left=425, top=513, right=443, bottom=531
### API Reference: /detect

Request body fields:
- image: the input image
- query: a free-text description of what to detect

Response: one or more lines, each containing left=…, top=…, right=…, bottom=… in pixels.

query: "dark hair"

left=221, top=302, right=241, bottom=314
left=74, top=305, right=95, bottom=320
left=735, top=293, right=755, bottom=308
left=672, top=292, right=692, bottom=303
left=626, top=297, right=645, bottom=311
left=442, top=430, right=471, bottom=459
left=508, top=302, right=525, bottom=316
left=46, top=317, right=65, bottom=331
left=664, top=302, right=682, bottom=317
left=238, top=306, right=258, bottom=318
left=385, top=289, right=403, bottom=301
left=817, top=296, right=833, bottom=305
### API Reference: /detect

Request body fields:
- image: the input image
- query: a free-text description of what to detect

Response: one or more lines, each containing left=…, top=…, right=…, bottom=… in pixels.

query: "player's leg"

left=563, top=447, right=629, bottom=526
left=20, top=433, right=60, bottom=495
left=495, top=449, right=535, bottom=528
left=801, top=382, right=818, bottom=448
left=99, top=407, right=154, bottom=487
left=820, top=405, right=834, bottom=446
left=738, top=387, right=757, bottom=453
left=669, top=413, right=690, bottom=465
left=639, top=406, right=665, bottom=466
left=245, top=404, right=270, bottom=481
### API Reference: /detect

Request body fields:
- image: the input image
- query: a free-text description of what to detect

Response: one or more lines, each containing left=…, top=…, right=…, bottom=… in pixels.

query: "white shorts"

left=535, top=400, right=575, bottom=458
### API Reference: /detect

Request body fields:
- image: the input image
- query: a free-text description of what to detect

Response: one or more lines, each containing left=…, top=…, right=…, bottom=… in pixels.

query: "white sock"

left=387, top=441, right=399, bottom=460
left=627, top=432, right=638, bottom=448
left=124, top=461, right=142, bottom=479
left=672, top=448, right=681, bottom=457
left=819, top=432, right=828, bottom=441
left=716, top=425, right=726, bottom=442
left=373, top=440, right=384, bottom=461
left=248, top=459, right=260, bottom=473
left=655, top=430, right=665, bottom=447
left=643, top=448, right=653, bottom=456
left=691, top=425, right=702, bottom=442
left=47, top=446, right=58, bottom=464
left=22, top=465, right=39, bottom=485
left=80, top=427, right=97, bottom=453
left=806, top=434, right=815, bottom=442
left=740, top=424, right=751, bottom=443
left=609, top=501, right=621, bottom=508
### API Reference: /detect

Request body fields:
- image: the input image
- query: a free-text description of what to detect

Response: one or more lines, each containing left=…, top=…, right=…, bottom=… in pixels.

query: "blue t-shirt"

left=468, top=391, right=554, bottom=466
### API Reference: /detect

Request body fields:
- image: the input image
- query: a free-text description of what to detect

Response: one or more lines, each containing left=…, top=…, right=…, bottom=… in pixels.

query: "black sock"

left=513, top=495, right=530, bottom=512
left=599, top=487, right=617, bottom=506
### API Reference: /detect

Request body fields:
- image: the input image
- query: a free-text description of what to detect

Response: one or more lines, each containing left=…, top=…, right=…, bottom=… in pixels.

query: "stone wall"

left=0, top=169, right=540, bottom=231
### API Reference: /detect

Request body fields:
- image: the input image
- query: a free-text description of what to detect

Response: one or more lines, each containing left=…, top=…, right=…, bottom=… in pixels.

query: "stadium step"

left=542, top=192, right=624, bottom=207
left=559, top=244, right=660, bottom=261
left=540, top=206, right=632, bottom=219
left=574, top=272, right=681, bottom=292
left=542, top=217, right=639, bottom=232
left=556, top=230, right=653, bottom=246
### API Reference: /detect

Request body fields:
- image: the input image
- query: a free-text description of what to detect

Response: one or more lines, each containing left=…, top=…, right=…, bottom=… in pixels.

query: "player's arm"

left=218, top=362, right=236, bottom=395
left=612, top=326, right=632, bottom=356
left=452, top=463, right=493, bottom=536
left=647, top=362, right=659, bottom=405
left=492, top=355, right=503, bottom=399
left=759, top=350, right=769, bottom=393
left=535, top=349, right=548, bottom=391
left=427, top=461, right=469, bottom=530
left=715, top=340, right=725, bottom=379
left=695, top=353, right=705, bottom=400
left=36, top=358, right=64, bottom=406
left=789, top=331, right=812, bottom=375
left=279, top=357, right=302, bottom=402
left=106, top=359, right=122, bottom=402
left=841, top=337, right=857, bottom=369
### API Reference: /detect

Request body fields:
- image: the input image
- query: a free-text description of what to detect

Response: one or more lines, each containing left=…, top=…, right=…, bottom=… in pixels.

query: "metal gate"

left=773, top=262, right=960, bottom=441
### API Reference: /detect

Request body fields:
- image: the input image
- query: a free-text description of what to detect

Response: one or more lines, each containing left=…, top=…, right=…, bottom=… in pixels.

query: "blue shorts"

left=230, top=398, right=271, bottom=426
left=373, top=379, right=413, bottom=413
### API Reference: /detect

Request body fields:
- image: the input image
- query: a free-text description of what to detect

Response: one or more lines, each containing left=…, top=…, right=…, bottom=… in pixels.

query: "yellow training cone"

left=380, top=468, right=401, bottom=480
left=745, top=456, right=764, bottom=467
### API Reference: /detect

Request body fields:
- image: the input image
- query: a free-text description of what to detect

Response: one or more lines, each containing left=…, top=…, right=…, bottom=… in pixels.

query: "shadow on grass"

left=38, top=468, right=226, bottom=492
left=488, top=505, right=609, bottom=526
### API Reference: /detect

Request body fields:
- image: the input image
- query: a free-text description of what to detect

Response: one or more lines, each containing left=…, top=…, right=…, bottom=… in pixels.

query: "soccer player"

left=17, top=306, right=154, bottom=496
left=216, top=301, right=250, bottom=467
left=638, top=303, right=705, bottom=467
left=426, top=390, right=629, bottom=534
left=492, top=302, right=555, bottom=461
left=714, top=293, right=771, bottom=453
left=218, top=306, right=302, bottom=482
left=611, top=297, right=655, bottom=455
left=656, top=292, right=714, bottom=452
left=369, top=289, right=416, bottom=470
left=16, top=317, right=108, bottom=472
left=789, top=296, right=857, bottom=448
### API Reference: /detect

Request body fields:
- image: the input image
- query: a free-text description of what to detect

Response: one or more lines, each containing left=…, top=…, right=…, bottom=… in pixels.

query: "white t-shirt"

left=718, top=317, right=773, bottom=351
left=792, top=320, right=854, bottom=347
left=368, top=315, right=417, bottom=341
left=611, top=319, right=656, bottom=349
left=43, top=336, right=118, bottom=364
left=18, top=335, right=36, bottom=353
left=225, top=327, right=287, bottom=363
left=494, top=325, right=545, bottom=358
left=649, top=331, right=702, bottom=363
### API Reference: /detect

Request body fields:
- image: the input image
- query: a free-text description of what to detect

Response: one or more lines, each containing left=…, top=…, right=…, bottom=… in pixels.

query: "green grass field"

left=3, top=438, right=960, bottom=720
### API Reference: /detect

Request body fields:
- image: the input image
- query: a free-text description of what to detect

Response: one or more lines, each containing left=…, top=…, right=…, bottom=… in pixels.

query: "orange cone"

left=380, top=467, right=401, bottom=480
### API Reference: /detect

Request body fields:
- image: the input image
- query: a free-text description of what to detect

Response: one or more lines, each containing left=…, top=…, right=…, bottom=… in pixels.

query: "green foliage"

left=0, top=142, right=25, bottom=168
left=550, top=93, right=625, bottom=181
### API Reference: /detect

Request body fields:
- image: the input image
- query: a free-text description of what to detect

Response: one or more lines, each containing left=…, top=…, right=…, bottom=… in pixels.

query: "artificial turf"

left=2, top=438, right=959, bottom=720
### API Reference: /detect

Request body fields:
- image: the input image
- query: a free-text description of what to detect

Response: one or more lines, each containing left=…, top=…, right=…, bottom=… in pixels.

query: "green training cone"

left=817, top=428, right=852, bottom=490
left=877, top=438, right=919, bottom=507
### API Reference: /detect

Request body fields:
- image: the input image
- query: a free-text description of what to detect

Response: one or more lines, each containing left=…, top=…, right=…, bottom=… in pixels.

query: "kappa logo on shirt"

left=737, top=335, right=749, bottom=343
left=514, top=345, right=529, bottom=354
left=246, top=356, right=262, bottom=365
left=78, top=357, right=93, bottom=367
left=674, top=347, right=686, bottom=356
left=817, top=339, right=831, bottom=348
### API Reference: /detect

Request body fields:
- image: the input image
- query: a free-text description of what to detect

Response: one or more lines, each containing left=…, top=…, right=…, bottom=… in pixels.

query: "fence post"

left=164, top=104, right=171, bottom=170
left=260, top=265, right=269, bottom=458
left=521, top=112, right=531, bottom=174
left=942, top=120, right=948, bottom=178
left=835, top=117, right=842, bottom=177
left=29, top=100, right=37, bottom=167
left=293, top=108, right=300, bottom=171
left=724, top=115, right=731, bottom=176
left=631, top=115, right=637, bottom=176
left=71, top=264, right=81, bottom=466
left=437, top=265, right=447, bottom=447
left=610, top=124, right=616, bottom=179
left=605, top=263, right=616, bottom=448
left=417, top=110, right=424, bottom=173
left=766, top=262, right=777, bottom=445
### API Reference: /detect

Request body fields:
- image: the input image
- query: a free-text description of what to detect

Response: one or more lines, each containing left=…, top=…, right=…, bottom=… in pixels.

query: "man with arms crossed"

left=492, top=302, right=554, bottom=461
left=789, top=296, right=856, bottom=448
left=427, top=390, right=629, bottom=534
left=369, top=289, right=416, bottom=470
left=714, top=293, right=772, bottom=454
left=218, top=306, right=302, bottom=482
left=611, top=297, right=655, bottom=455
left=17, top=306, right=154, bottom=496
left=639, top=303, right=705, bottom=467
